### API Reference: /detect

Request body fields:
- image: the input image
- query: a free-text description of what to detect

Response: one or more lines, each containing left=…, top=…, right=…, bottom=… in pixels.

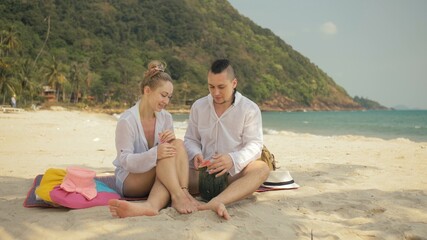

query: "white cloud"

left=320, top=21, right=338, bottom=35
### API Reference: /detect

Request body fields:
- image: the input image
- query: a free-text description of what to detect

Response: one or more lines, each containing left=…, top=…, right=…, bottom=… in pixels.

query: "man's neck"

left=214, top=101, right=232, bottom=117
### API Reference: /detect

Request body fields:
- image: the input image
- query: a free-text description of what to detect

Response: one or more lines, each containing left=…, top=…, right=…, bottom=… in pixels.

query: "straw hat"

left=262, top=170, right=299, bottom=189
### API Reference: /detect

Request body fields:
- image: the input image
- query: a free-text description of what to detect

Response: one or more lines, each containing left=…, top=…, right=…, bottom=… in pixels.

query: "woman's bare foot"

left=197, top=199, right=231, bottom=220
left=183, top=188, right=202, bottom=207
left=108, top=199, right=158, bottom=218
left=171, top=192, right=198, bottom=214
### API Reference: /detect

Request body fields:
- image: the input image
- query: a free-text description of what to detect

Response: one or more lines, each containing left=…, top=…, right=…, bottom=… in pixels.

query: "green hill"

left=0, top=0, right=363, bottom=111
left=353, top=96, right=387, bottom=110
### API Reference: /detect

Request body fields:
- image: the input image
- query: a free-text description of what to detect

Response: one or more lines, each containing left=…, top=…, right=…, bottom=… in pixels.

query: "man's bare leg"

left=197, top=161, right=270, bottom=220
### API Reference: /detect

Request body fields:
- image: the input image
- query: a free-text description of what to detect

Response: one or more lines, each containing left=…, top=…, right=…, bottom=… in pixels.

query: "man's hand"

left=208, top=154, right=233, bottom=177
left=157, top=142, right=176, bottom=160
left=193, top=154, right=205, bottom=169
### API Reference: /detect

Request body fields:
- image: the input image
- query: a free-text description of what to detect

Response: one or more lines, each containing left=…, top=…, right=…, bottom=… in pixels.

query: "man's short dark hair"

left=209, top=59, right=235, bottom=79
left=210, top=59, right=230, bottom=74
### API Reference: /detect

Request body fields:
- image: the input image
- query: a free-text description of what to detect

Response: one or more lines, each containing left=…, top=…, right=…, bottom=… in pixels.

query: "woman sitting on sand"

left=109, top=60, right=199, bottom=218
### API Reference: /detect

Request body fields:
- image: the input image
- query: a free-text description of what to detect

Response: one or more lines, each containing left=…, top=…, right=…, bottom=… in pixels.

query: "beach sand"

left=0, top=109, right=426, bottom=240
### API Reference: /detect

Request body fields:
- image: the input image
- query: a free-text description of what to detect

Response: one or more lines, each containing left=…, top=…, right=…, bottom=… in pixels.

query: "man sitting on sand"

left=185, top=59, right=271, bottom=220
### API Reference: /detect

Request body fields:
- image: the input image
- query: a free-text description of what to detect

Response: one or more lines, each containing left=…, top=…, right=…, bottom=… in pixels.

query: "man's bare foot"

left=197, top=199, right=231, bottom=220
left=108, top=199, right=158, bottom=218
left=171, top=192, right=198, bottom=214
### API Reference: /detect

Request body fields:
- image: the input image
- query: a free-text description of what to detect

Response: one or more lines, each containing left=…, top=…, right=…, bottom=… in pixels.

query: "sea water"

left=172, top=110, right=427, bottom=142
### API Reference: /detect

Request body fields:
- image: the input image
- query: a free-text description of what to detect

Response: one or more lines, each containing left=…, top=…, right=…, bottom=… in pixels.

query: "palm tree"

left=17, top=59, right=41, bottom=105
left=0, top=60, right=18, bottom=105
left=0, top=27, right=20, bottom=57
left=69, top=62, right=88, bottom=103
left=179, top=80, right=190, bottom=105
left=69, top=63, right=79, bottom=103
left=0, top=26, right=20, bottom=104
left=33, top=16, right=50, bottom=69
left=44, top=56, right=68, bottom=102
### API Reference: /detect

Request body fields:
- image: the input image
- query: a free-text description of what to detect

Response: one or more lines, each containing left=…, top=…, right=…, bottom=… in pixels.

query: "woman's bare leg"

left=109, top=139, right=198, bottom=217
left=109, top=177, right=170, bottom=218
left=156, top=139, right=197, bottom=213
left=109, top=166, right=173, bottom=218
left=173, top=139, right=201, bottom=206
left=122, top=168, right=156, bottom=197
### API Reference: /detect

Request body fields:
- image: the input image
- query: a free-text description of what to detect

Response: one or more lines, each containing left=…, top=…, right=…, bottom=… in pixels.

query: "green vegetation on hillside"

left=0, top=0, right=362, bottom=110
left=353, top=96, right=387, bottom=110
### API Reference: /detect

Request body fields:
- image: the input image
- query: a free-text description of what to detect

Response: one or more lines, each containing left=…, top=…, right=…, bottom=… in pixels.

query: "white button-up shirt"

left=112, top=100, right=174, bottom=192
left=184, top=91, right=263, bottom=176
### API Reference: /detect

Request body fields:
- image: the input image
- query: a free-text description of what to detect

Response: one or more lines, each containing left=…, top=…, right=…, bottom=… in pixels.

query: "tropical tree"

left=44, top=56, right=68, bottom=102
left=69, top=61, right=91, bottom=103
left=69, top=62, right=82, bottom=103
left=0, top=26, right=20, bottom=105
left=0, top=26, right=20, bottom=56
left=176, top=80, right=190, bottom=105
left=16, top=59, right=41, bottom=105
left=0, top=60, right=18, bottom=105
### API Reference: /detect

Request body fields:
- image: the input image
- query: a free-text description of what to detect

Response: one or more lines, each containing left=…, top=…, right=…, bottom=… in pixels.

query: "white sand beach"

left=0, top=109, right=426, bottom=240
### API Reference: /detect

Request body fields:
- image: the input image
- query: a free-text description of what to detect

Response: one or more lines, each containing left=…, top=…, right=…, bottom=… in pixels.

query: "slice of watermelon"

left=199, top=160, right=212, bottom=168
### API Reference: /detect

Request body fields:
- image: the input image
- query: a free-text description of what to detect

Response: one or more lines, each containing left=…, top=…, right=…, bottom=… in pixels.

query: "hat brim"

left=262, top=170, right=299, bottom=189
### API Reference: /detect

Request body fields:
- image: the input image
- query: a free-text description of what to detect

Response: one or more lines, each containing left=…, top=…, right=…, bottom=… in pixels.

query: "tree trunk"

left=62, top=86, right=66, bottom=102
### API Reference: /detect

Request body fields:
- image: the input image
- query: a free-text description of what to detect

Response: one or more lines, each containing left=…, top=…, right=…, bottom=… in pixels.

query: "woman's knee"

left=171, top=138, right=184, bottom=148
left=171, top=139, right=188, bottom=157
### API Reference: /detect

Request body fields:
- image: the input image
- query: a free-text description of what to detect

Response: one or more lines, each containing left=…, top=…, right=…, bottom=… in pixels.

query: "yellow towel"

left=35, top=168, right=66, bottom=202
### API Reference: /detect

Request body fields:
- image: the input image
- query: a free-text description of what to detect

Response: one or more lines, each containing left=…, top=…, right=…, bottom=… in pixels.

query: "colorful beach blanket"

left=24, top=172, right=299, bottom=208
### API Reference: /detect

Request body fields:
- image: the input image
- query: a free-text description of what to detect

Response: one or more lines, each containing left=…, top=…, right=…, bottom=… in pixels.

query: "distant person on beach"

left=108, top=60, right=199, bottom=218
left=10, top=95, right=16, bottom=108
left=184, top=59, right=272, bottom=220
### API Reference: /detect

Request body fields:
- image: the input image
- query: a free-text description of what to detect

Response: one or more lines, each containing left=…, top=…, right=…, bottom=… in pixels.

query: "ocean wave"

left=112, top=113, right=121, bottom=120
left=263, top=128, right=306, bottom=137
left=263, top=128, right=279, bottom=135
left=173, top=121, right=188, bottom=130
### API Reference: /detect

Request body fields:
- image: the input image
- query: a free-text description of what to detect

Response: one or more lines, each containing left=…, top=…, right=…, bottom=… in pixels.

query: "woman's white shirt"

left=113, top=100, right=174, bottom=188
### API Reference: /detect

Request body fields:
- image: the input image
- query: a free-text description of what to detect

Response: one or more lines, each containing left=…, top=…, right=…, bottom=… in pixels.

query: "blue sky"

left=228, top=0, right=427, bottom=109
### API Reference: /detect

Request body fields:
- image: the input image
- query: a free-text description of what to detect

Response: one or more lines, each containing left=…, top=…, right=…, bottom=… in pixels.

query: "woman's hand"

left=159, top=130, right=175, bottom=143
left=157, top=142, right=176, bottom=160
left=208, top=154, right=233, bottom=177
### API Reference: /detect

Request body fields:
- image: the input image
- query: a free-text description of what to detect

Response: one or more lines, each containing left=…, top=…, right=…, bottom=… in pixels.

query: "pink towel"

left=50, top=186, right=120, bottom=209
